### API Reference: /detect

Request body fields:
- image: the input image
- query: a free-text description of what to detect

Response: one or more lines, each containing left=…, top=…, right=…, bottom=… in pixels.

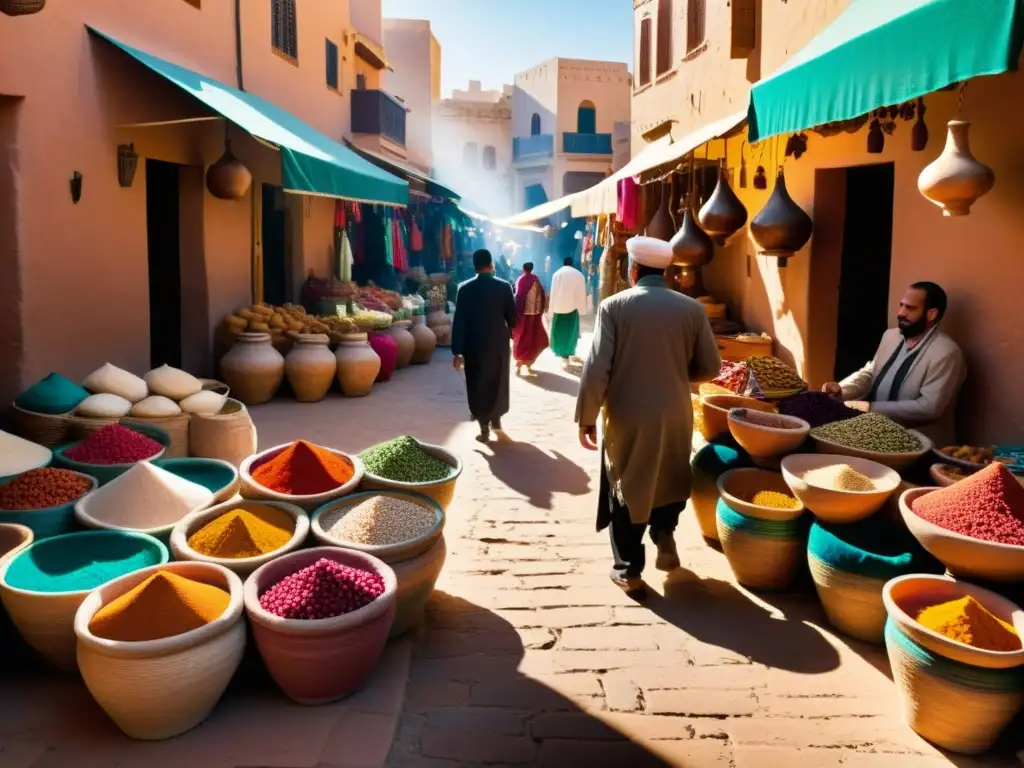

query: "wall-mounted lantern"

left=70, top=171, right=83, bottom=204
left=118, top=143, right=139, bottom=188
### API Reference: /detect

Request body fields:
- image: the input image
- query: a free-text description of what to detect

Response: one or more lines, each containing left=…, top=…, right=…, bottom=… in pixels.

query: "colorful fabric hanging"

left=339, top=230, right=353, bottom=282
left=617, top=177, right=639, bottom=229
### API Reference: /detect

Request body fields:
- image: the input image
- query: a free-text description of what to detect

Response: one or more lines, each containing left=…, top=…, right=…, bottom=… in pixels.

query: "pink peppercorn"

left=64, top=424, right=163, bottom=465
left=259, top=558, right=385, bottom=620
left=913, top=463, right=1024, bottom=546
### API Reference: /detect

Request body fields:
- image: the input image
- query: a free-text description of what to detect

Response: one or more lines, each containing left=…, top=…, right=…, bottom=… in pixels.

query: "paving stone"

left=558, top=625, right=661, bottom=651
left=601, top=669, right=644, bottom=712
left=645, top=688, right=758, bottom=718
left=419, top=728, right=537, bottom=764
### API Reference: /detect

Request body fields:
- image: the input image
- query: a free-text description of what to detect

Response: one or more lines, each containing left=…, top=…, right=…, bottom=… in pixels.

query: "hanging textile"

left=410, top=215, right=424, bottom=252
left=339, top=229, right=353, bottom=282
left=617, top=177, right=639, bottom=230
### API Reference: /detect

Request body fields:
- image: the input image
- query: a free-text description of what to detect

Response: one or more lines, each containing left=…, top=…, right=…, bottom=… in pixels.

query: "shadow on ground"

left=477, top=439, right=591, bottom=509
left=521, top=369, right=581, bottom=396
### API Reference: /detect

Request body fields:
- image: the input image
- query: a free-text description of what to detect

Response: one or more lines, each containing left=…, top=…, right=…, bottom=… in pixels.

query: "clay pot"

left=334, top=334, right=380, bottom=397
left=699, top=162, right=748, bottom=244
left=646, top=187, right=674, bottom=241
left=750, top=169, right=813, bottom=267
left=409, top=316, right=437, bottom=364
left=917, top=120, right=994, bottom=217
left=220, top=333, right=285, bottom=406
left=387, top=321, right=415, bottom=369
left=206, top=141, right=252, bottom=201
left=369, top=332, right=399, bottom=382
left=284, top=334, right=335, bottom=403
left=670, top=205, right=714, bottom=268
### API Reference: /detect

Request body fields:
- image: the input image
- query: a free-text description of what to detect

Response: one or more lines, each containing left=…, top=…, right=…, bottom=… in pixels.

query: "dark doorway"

left=146, top=159, right=182, bottom=369
left=833, top=163, right=894, bottom=381
left=261, top=184, right=288, bottom=306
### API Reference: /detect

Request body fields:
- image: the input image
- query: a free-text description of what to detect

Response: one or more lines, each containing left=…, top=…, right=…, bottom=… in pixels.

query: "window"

left=271, top=0, right=298, bottom=60
left=530, top=113, right=542, bottom=136
left=638, top=16, right=652, bottom=86
left=482, top=146, right=497, bottom=170
left=325, top=39, right=339, bottom=90
left=577, top=101, right=596, bottom=134
left=656, top=0, right=673, bottom=75
left=730, top=0, right=757, bottom=59
left=687, top=0, right=706, bottom=54
left=463, top=142, right=478, bottom=167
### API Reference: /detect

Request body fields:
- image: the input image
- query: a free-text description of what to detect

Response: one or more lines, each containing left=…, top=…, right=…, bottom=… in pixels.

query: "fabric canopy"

left=346, top=142, right=460, bottom=201
left=498, top=192, right=578, bottom=227
left=91, top=28, right=408, bottom=206
left=747, top=0, right=1024, bottom=142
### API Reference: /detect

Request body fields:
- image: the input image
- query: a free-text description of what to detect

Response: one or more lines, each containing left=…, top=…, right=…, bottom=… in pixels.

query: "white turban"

left=626, top=236, right=672, bottom=270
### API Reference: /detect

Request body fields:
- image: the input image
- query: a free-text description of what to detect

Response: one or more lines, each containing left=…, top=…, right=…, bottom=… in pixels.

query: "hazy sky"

left=381, top=0, right=633, bottom=96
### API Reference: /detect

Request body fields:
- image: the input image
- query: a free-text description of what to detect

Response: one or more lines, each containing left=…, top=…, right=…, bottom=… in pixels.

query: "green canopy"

left=346, top=142, right=461, bottom=201
left=747, top=0, right=1024, bottom=142
left=90, top=28, right=408, bottom=206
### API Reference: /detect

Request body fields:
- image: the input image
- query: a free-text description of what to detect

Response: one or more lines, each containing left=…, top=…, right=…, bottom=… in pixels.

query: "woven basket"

left=0, top=0, right=45, bottom=15
left=716, top=500, right=806, bottom=591
left=198, top=379, right=230, bottom=397
left=74, top=562, right=246, bottom=740
left=885, top=620, right=1024, bottom=754
left=66, top=413, right=121, bottom=441
left=359, top=440, right=463, bottom=513
left=391, top=535, right=446, bottom=637
left=9, top=404, right=69, bottom=447
left=188, top=399, right=257, bottom=468
left=239, top=443, right=364, bottom=512
left=809, top=555, right=888, bottom=644
left=123, top=414, right=190, bottom=459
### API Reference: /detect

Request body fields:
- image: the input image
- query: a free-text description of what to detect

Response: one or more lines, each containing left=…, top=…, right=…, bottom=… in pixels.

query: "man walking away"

left=452, top=249, right=517, bottom=443
left=575, top=237, right=722, bottom=596
left=549, top=256, right=588, bottom=369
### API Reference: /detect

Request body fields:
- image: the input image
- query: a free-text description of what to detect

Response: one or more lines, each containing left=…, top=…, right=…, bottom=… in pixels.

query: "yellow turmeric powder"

left=916, top=595, right=1021, bottom=652
left=188, top=506, right=293, bottom=559
left=750, top=490, right=800, bottom=509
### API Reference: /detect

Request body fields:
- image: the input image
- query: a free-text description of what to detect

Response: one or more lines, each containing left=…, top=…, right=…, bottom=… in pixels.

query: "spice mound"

left=321, top=495, right=435, bottom=546
left=0, top=468, right=92, bottom=510
left=912, top=463, right=1024, bottom=546
left=4, top=534, right=164, bottom=594
left=64, top=423, right=163, bottom=465
left=188, top=506, right=294, bottom=559
left=0, top=430, right=52, bottom=477
left=802, top=463, right=876, bottom=492
left=360, top=437, right=452, bottom=483
left=915, top=595, right=1021, bottom=652
left=88, top=570, right=230, bottom=642
left=83, top=462, right=214, bottom=529
left=251, top=440, right=355, bottom=495
left=259, top=558, right=385, bottom=620
left=749, top=490, right=800, bottom=510
left=746, top=356, right=806, bottom=391
left=779, top=392, right=859, bottom=429
left=811, top=413, right=921, bottom=454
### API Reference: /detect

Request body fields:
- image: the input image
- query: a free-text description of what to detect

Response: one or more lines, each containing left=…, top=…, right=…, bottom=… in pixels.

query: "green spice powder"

left=359, top=436, right=453, bottom=483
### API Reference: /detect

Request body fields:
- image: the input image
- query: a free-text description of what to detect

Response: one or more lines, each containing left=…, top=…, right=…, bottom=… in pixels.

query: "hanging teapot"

left=749, top=169, right=812, bottom=267
left=698, top=161, right=748, bottom=245
left=917, top=120, right=994, bottom=216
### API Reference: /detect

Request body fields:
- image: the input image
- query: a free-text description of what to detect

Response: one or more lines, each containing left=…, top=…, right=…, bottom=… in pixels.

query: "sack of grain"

left=130, top=396, right=182, bottom=418
left=83, top=363, right=148, bottom=403
left=144, top=365, right=202, bottom=401
left=75, top=393, right=132, bottom=418
left=188, top=398, right=257, bottom=468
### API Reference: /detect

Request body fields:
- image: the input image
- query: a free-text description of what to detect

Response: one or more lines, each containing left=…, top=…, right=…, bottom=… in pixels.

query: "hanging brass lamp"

left=750, top=168, right=812, bottom=267
left=206, top=138, right=252, bottom=200
left=670, top=202, right=714, bottom=296
left=645, top=183, right=674, bottom=240
left=698, top=160, right=748, bottom=245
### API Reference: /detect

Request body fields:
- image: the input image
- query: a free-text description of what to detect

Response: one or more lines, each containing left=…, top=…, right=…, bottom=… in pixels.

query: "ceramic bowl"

left=239, top=442, right=364, bottom=512
left=883, top=573, right=1024, bottom=669
left=727, top=409, right=810, bottom=467
left=52, top=421, right=169, bottom=485
left=899, top=487, right=1024, bottom=582
left=359, top=440, right=463, bottom=513
left=0, top=469, right=98, bottom=540
left=929, top=462, right=969, bottom=488
left=781, top=454, right=902, bottom=524
left=699, top=395, right=777, bottom=442
left=0, top=524, right=33, bottom=568
left=716, top=468, right=805, bottom=522
left=809, top=428, right=932, bottom=472
left=154, top=458, right=240, bottom=505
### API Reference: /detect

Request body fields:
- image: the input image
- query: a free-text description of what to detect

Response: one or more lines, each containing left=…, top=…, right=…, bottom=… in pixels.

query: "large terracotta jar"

left=368, top=332, right=399, bottom=383
left=220, top=332, right=285, bottom=405
left=917, top=120, right=995, bottom=216
left=387, top=321, right=415, bottom=369
left=334, top=334, right=381, bottom=397
left=284, top=334, right=336, bottom=402
left=409, top=316, right=437, bottom=364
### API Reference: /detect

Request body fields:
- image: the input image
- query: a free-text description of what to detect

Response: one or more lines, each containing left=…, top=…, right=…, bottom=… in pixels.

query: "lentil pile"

left=802, top=463, right=876, bottom=492
left=746, top=356, right=806, bottom=391
left=321, top=495, right=435, bottom=546
left=251, top=440, right=355, bottom=495
left=750, top=490, right=800, bottom=509
left=359, top=436, right=452, bottom=483
left=188, top=506, right=294, bottom=558
left=64, top=424, right=163, bottom=465
left=779, top=392, right=859, bottom=428
left=88, top=570, right=230, bottom=642
left=259, top=558, right=385, bottom=619
left=916, top=595, right=1020, bottom=652
left=912, top=463, right=1024, bottom=545
left=0, top=468, right=91, bottom=510
left=811, top=413, right=921, bottom=453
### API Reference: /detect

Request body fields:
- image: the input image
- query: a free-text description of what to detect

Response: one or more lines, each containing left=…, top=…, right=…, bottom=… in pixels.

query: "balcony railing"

left=563, top=132, right=613, bottom=155
left=512, top=134, right=554, bottom=163
left=351, top=89, right=406, bottom=147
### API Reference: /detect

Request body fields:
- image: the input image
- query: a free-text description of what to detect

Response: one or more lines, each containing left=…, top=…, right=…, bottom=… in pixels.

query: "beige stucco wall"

left=383, top=19, right=437, bottom=172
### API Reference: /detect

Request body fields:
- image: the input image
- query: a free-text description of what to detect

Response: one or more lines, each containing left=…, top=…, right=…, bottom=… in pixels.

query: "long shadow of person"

left=387, top=592, right=725, bottom=767
left=522, top=370, right=581, bottom=396
left=478, top=441, right=591, bottom=510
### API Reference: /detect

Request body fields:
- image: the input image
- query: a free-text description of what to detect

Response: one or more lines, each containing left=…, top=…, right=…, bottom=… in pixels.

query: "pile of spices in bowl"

left=912, top=463, right=1024, bottom=545
left=82, top=463, right=213, bottom=530
left=746, top=356, right=806, bottom=391
left=811, top=413, right=921, bottom=453
left=0, top=430, right=52, bottom=477
left=359, top=437, right=452, bottom=483
left=320, top=495, right=435, bottom=546
left=749, top=490, right=801, bottom=509
left=251, top=441, right=355, bottom=495
left=779, top=392, right=859, bottom=428
left=188, top=506, right=294, bottom=558
left=88, top=570, right=230, bottom=642
left=731, top=409, right=804, bottom=430
left=0, top=468, right=92, bottom=510
left=802, top=463, right=876, bottom=492
left=915, top=595, right=1020, bottom=652
left=64, top=424, right=163, bottom=465
left=259, top=558, right=384, bottom=620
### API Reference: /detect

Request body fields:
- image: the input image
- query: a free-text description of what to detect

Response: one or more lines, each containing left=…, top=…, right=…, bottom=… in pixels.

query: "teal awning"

left=747, top=0, right=1024, bottom=142
left=90, top=28, right=408, bottom=206
left=345, top=142, right=461, bottom=201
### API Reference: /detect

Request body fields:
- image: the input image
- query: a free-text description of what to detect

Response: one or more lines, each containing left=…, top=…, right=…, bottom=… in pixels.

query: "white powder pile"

left=81, top=462, right=214, bottom=528
left=0, top=430, right=53, bottom=477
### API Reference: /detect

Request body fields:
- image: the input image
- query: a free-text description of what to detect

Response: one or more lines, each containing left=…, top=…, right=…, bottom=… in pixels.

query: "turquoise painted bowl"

left=52, top=422, right=169, bottom=486
left=0, top=469, right=98, bottom=540
left=154, top=458, right=240, bottom=505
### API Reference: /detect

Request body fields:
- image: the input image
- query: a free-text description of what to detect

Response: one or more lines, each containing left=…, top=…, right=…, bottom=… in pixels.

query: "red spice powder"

left=251, top=440, right=355, bottom=495
left=64, top=424, right=163, bottom=465
left=912, top=463, right=1024, bottom=545
left=0, top=468, right=92, bottom=510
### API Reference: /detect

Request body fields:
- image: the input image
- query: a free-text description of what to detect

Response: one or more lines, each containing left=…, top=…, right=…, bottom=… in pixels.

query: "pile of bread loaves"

left=75, top=364, right=226, bottom=419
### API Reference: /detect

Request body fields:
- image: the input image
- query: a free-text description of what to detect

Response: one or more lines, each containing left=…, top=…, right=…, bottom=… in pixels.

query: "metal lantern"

left=698, top=160, right=748, bottom=245
left=206, top=139, right=252, bottom=200
left=117, top=143, right=139, bottom=188
left=0, top=0, right=46, bottom=15
left=670, top=204, right=714, bottom=297
left=69, top=171, right=83, bottom=204
left=749, top=169, right=812, bottom=267
left=646, top=186, right=674, bottom=240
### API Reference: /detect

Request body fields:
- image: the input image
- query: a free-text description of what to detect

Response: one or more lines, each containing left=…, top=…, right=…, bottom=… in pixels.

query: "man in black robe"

left=452, top=249, right=517, bottom=443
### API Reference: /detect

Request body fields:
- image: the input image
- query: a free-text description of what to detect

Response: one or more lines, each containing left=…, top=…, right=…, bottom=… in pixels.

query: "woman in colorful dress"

left=512, top=262, right=549, bottom=375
